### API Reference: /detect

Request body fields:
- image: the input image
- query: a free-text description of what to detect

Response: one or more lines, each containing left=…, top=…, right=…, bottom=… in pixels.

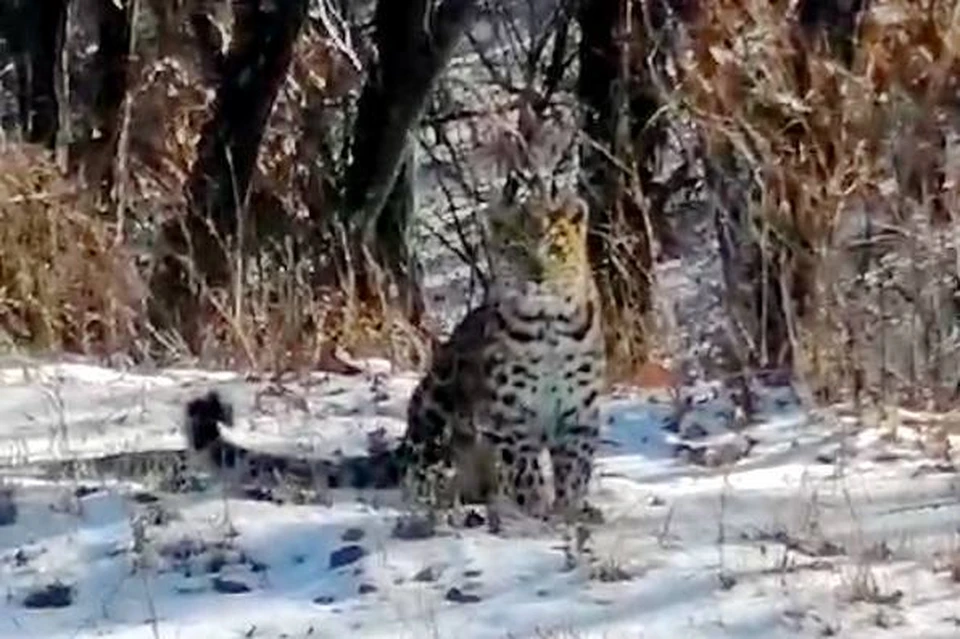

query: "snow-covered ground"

left=1, top=359, right=959, bottom=638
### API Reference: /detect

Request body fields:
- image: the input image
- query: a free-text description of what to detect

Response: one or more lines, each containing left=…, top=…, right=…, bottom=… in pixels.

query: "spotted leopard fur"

left=181, top=390, right=404, bottom=501
left=402, top=192, right=606, bottom=525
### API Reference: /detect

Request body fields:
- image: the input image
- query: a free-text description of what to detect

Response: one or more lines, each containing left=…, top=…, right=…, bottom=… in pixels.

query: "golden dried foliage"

left=676, top=0, right=960, bottom=399
left=0, top=146, right=145, bottom=355
left=681, top=0, right=960, bottom=246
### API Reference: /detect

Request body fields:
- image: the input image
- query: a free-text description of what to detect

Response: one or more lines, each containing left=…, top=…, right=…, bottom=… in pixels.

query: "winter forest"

left=2, top=1, right=960, bottom=638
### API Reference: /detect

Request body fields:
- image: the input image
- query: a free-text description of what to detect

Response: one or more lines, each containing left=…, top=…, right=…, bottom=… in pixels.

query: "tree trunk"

left=710, top=1, right=870, bottom=376
left=374, top=141, right=425, bottom=324
left=342, top=0, right=477, bottom=318
left=797, top=0, right=867, bottom=67
left=709, top=148, right=793, bottom=371
left=3, top=0, right=69, bottom=148
left=577, top=0, right=657, bottom=372
left=149, top=0, right=309, bottom=349
left=84, top=0, right=132, bottom=203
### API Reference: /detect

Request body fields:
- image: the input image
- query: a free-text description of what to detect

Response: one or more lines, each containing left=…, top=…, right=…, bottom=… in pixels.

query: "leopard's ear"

left=559, top=194, right=588, bottom=227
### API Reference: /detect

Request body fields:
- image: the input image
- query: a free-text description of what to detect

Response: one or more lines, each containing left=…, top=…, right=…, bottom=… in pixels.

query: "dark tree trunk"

left=374, top=143, right=425, bottom=323
left=577, top=0, right=661, bottom=371
left=711, top=0, right=871, bottom=377
left=797, top=0, right=867, bottom=67
left=3, top=0, right=69, bottom=148
left=149, top=0, right=309, bottom=349
left=83, top=0, right=132, bottom=203
left=342, top=0, right=477, bottom=317
left=709, top=149, right=793, bottom=371
left=578, top=0, right=625, bottom=237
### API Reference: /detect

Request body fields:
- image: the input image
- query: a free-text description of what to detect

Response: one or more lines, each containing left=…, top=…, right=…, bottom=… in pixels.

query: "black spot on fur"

left=560, top=301, right=594, bottom=341
left=516, top=308, right=545, bottom=323
left=511, top=364, right=531, bottom=377
left=506, top=326, right=537, bottom=343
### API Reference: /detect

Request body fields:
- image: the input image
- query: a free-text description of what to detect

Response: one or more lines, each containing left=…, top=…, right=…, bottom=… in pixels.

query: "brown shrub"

left=675, top=0, right=960, bottom=404
left=0, top=145, right=146, bottom=356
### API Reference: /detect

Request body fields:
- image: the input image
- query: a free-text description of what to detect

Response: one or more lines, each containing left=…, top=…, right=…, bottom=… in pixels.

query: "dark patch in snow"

left=73, top=485, right=100, bottom=499
left=0, top=486, right=17, bottom=526
left=414, top=566, right=439, bottom=582
left=463, top=509, right=485, bottom=528
left=392, top=514, right=436, bottom=540
left=329, top=544, right=366, bottom=569
left=130, top=491, right=159, bottom=504
left=445, top=587, right=482, bottom=603
left=206, top=554, right=227, bottom=573
left=23, top=581, right=74, bottom=608
left=212, top=577, right=251, bottom=594
left=341, top=527, right=365, bottom=542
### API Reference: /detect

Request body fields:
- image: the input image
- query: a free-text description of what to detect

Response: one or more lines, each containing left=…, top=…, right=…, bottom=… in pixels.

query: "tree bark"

left=710, top=1, right=870, bottom=376
left=3, top=0, right=69, bottom=148
left=149, top=0, right=309, bottom=348
left=341, top=0, right=477, bottom=316
left=577, top=0, right=658, bottom=371
left=84, top=0, right=132, bottom=203
left=374, top=142, right=425, bottom=324
left=797, top=0, right=867, bottom=67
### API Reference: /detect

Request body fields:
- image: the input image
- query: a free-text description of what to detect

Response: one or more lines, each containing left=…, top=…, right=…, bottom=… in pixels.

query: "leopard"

left=148, top=191, right=604, bottom=528
left=402, top=191, right=607, bottom=528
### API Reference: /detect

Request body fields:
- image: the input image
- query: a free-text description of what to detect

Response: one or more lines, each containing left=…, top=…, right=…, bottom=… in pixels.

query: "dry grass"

left=675, top=0, right=960, bottom=403
left=8, top=0, right=958, bottom=391
left=0, top=145, right=145, bottom=356
left=0, top=6, right=425, bottom=372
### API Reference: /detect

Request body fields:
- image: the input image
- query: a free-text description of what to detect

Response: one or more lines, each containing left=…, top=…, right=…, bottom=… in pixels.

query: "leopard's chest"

left=486, top=290, right=602, bottom=426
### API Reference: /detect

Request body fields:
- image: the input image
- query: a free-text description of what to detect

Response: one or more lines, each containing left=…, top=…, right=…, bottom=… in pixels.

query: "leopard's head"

left=485, top=192, right=591, bottom=289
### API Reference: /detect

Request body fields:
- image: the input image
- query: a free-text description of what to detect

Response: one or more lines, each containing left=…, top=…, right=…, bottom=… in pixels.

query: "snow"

left=1, top=359, right=960, bottom=639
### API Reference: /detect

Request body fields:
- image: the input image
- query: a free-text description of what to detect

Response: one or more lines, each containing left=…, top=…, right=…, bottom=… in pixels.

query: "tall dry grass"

left=0, top=10, right=416, bottom=373
left=675, top=0, right=960, bottom=407
left=0, top=145, right=145, bottom=356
